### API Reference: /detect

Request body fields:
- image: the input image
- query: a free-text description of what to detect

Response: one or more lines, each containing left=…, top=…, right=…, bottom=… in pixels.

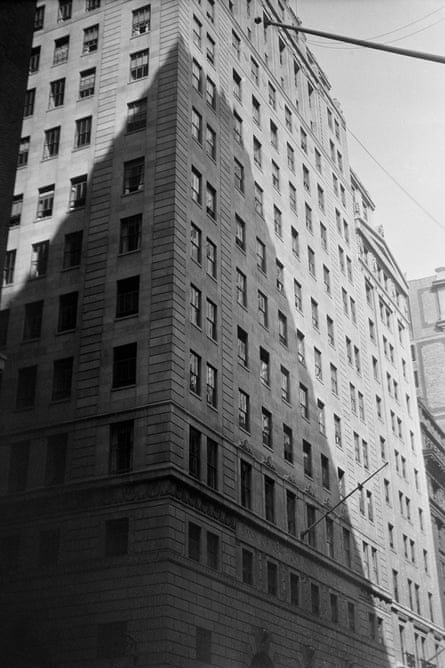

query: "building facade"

left=0, top=1, right=443, bottom=667
left=409, top=269, right=445, bottom=431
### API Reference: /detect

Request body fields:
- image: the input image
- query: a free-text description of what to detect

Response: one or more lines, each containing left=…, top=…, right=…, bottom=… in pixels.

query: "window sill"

left=112, top=383, right=136, bottom=391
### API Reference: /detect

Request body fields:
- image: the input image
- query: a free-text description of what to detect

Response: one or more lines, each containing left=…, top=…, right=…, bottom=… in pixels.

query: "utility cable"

left=307, top=5, right=445, bottom=50
left=348, top=128, right=445, bottom=235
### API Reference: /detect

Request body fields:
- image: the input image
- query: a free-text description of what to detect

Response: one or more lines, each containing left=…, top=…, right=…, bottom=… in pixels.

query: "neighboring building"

left=419, top=398, right=445, bottom=623
left=0, top=2, right=443, bottom=667
left=0, top=1, right=35, bottom=296
left=409, top=269, right=445, bottom=432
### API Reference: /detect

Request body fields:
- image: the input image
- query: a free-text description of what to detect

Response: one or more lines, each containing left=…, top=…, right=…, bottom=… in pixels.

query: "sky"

left=296, top=0, right=445, bottom=281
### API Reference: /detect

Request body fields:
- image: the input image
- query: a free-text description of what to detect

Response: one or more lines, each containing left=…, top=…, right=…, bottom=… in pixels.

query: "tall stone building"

left=0, top=2, right=442, bottom=667
left=409, top=269, right=445, bottom=431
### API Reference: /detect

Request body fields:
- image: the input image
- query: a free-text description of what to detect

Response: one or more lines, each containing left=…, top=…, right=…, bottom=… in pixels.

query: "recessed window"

left=29, top=46, right=41, bottom=73
left=24, top=89, right=35, bottom=117
left=23, top=300, right=44, bottom=340
left=34, top=5, right=45, bottom=31
left=51, top=357, right=73, bottom=401
left=189, top=350, right=201, bottom=395
left=123, top=158, right=144, bottom=194
left=239, top=389, right=250, bottom=431
left=43, top=126, right=61, bottom=159
left=112, top=343, right=137, bottom=388
left=116, top=276, right=139, bottom=318
left=45, top=433, right=67, bottom=486
left=3, top=250, right=16, bottom=286
left=10, top=195, right=23, bottom=227
left=57, top=291, right=78, bottom=331
left=63, top=231, right=83, bottom=268
left=105, top=518, right=129, bottom=556
left=127, top=98, right=147, bottom=133
left=37, top=185, right=54, bottom=218
left=79, top=68, right=96, bottom=98
left=109, top=421, right=133, bottom=474
left=30, top=240, right=49, bottom=278
left=119, top=214, right=141, bottom=254
left=129, top=49, right=149, bottom=80
left=75, top=116, right=92, bottom=148
left=58, top=0, right=72, bottom=22
left=83, top=24, right=99, bottom=53
left=53, top=35, right=69, bottom=65
left=69, top=175, right=87, bottom=209
left=18, top=136, right=30, bottom=167
left=132, top=4, right=151, bottom=35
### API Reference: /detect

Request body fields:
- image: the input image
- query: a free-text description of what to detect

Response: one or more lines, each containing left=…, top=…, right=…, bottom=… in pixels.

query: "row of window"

left=19, top=117, right=92, bottom=165
left=393, top=569, right=434, bottom=621
left=24, top=46, right=149, bottom=118
left=1, top=278, right=138, bottom=348
left=12, top=342, right=137, bottom=409
left=34, top=0, right=101, bottom=31
left=34, top=2, right=150, bottom=37
left=6, top=419, right=135, bottom=496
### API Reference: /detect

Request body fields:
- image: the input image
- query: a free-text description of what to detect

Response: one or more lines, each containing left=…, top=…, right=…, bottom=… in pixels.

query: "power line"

left=307, top=5, right=445, bottom=50
left=348, top=128, right=445, bottom=235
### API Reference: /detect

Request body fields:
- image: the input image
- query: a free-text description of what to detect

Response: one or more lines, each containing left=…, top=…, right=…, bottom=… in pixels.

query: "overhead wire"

left=348, top=128, right=445, bottom=235
left=306, top=4, right=445, bottom=50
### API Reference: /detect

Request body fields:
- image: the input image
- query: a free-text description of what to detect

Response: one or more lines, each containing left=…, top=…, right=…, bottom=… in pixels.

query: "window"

left=268, top=82, right=276, bottom=109
left=206, top=364, right=217, bottom=407
left=252, top=95, right=261, bottom=125
left=18, top=136, right=30, bottom=167
left=242, top=548, right=253, bottom=584
left=45, top=433, right=67, bottom=485
left=34, top=5, right=45, bottom=30
left=240, top=459, right=252, bottom=507
left=278, top=311, right=288, bottom=346
left=308, top=247, right=316, bottom=277
left=67, top=175, right=87, bottom=210
left=259, top=347, right=270, bottom=386
left=281, top=367, right=290, bottom=402
left=24, top=89, right=35, bottom=117
left=189, top=350, right=201, bottom=395
left=112, top=343, right=137, bottom=388
left=275, top=260, right=284, bottom=294
left=311, top=299, right=319, bottom=329
left=58, top=292, right=78, bottom=331
left=234, top=269, right=246, bottom=307
left=205, top=299, right=217, bottom=341
left=321, top=454, right=330, bottom=490
left=264, top=476, right=275, bottom=523
left=37, top=185, right=54, bottom=219
left=53, top=36, right=69, bottom=65
left=132, top=4, right=151, bottom=35
left=8, top=441, right=29, bottom=492
left=190, top=285, right=201, bottom=328
left=358, top=392, right=365, bottom=420
left=287, top=143, right=295, bottom=171
left=237, top=327, right=248, bottom=367
left=49, top=78, right=65, bottom=108
left=270, top=121, right=278, bottom=149
left=188, top=426, right=201, bottom=479
left=282, top=424, right=294, bottom=463
left=207, top=532, right=219, bottom=569
left=330, top=364, right=338, bottom=394
left=206, top=34, right=215, bottom=65
left=43, top=126, right=61, bottom=159
left=250, top=56, right=259, bottom=83
left=254, top=182, right=264, bottom=216
left=285, top=106, right=292, bottom=131
left=206, top=75, right=216, bottom=109
left=327, top=316, right=335, bottom=347
left=123, top=157, right=144, bottom=194
left=334, top=415, right=342, bottom=447
left=262, top=408, right=272, bottom=447
left=206, top=182, right=216, bottom=218
left=205, top=124, right=216, bottom=159
left=0, top=309, right=10, bottom=347
left=192, top=59, right=202, bottom=93
left=116, top=276, right=139, bottom=318
left=303, top=164, right=310, bottom=192
left=30, top=240, right=49, bottom=278
left=10, top=195, right=23, bottom=227
left=239, top=390, right=250, bottom=431
left=74, top=115, right=92, bottom=148
left=206, top=437, right=218, bottom=489
left=86, top=0, right=101, bottom=10
left=23, top=300, right=43, bottom=341
left=63, top=231, right=83, bottom=268
left=311, top=583, right=320, bottom=614
left=234, top=159, right=244, bottom=192
left=258, top=291, right=268, bottom=327
left=127, top=98, right=147, bottom=132
left=233, top=112, right=243, bottom=145
left=16, top=367, right=37, bottom=409
left=293, top=282, right=302, bottom=315
left=290, top=573, right=299, bottom=605
left=305, top=203, right=313, bottom=232
left=206, top=239, right=216, bottom=277
left=79, top=67, right=96, bottom=98
left=58, top=0, right=72, bottom=21
left=267, top=561, right=278, bottom=595
left=51, top=357, right=73, bottom=401
left=233, top=69, right=241, bottom=101
left=109, top=421, right=133, bottom=474
left=192, top=16, right=202, bottom=48
left=303, top=439, right=312, bottom=476
left=82, top=24, right=99, bottom=54
left=289, top=182, right=297, bottom=212
left=130, top=49, right=149, bottom=80
left=105, top=518, right=129, bottom=556
left=272, top=161, right=280, bottom=191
